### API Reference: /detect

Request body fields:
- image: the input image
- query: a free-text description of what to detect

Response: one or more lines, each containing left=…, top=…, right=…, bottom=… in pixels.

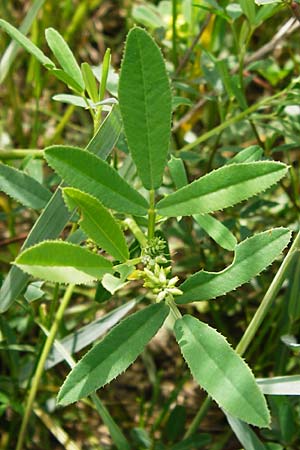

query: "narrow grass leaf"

left=45, top=28, right=84, bottom=90
left=63, top=188, right=129, bottom=262
left=46, top=300, right=137, bottom=369
left=226, top=414, right=267, bottom=450
left=178, top=228, right=291, bottom=303
left=0, top=107, right=122, bottom=313
left=157, top=161, right=288, bottom=217
left=194, top=214, right=237, bottom=251
left=15, top=241, right=113, bottom=285
left=57, top=302, right=169, bottom=405
left=0, top=19, right=54, bottom=68
left=119, top=27, right=172, bottom=190
left=45, top=146, right=149, bottom=216
left=257, top=376, right=300, bottom=395
left=0, top=163, right=51, bottom=209
left=175, top=315, right=270, bottom=427
left=227, top=145, right=263, bottom=164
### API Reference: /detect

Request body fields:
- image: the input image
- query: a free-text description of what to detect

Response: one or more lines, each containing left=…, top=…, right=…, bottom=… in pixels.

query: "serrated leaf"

left=0, top=106, right=122, bottom=313
left=0, top=19, right=55, bottom=68
left=157, top=161, right=288, bottom=217
left=57, top=302, right=169, bottom=405
left=178, top=228, right=291, bottom=303
left=0, top=163, right=51, bottom=209
left=15, top=241, right=113, bottom=285
left=119, top=27, right=172, bottom=190
left=175, top=315, right=270, bottom=427
left=45, top=28, right=84, bottom=91
left=45, top=146, right=149, bottom=216
left=46, top=300, right=137, bottom=369
left=63, top=188, right=129, bottom=262
left=194, top=214, right=237, bottom=251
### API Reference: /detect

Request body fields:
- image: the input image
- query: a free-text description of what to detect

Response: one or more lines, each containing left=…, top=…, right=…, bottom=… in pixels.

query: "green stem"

left=179, top=87, right=288, bottom=153
left=167, top=296, right=182, bottom=320
left=148, top=190, right=156, bottom=241
left=124, top=218, right=147, bottom=247
left=184, top=396, right=212, bottom=439
left=16, top=285, right=75, bottom=450
left=236, top=229, right=300, bottom=356
left=0, top=149, right=44, bottom=160
left=172, top=0, right=178, bottom=68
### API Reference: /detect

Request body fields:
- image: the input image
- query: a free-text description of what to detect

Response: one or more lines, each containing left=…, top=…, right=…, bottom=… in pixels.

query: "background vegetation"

left=1, top=0, right=300, bottom=449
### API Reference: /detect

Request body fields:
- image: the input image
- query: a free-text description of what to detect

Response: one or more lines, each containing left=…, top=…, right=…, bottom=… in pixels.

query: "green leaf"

left=178, top=228, right=291, bottom=303
left=15, top=241, right=113, bottom=285
left=45, top=146, right=149, bottom=216
left=194, top=214, right=237, bottom=251
left=45, top=27, right=84, bottom=91
left=226, top=414, right=267, bottom=450
left=168, top=156, right=188, bottom=189
left=0, top=106, right=122, bottom=313
left=0, top=0, right=47, bottom=83
left=227, top=145, right=263, bottom=164
left=0, top=163, right=51, bottom=209
left=46, top=300, right=137, bottom=369
left=257, top=376, right=300, bottom=396
left=119, top=27, right=172, bottom=190
left=81, top=62, right=99, bottom=102
left=57, top=302, right=169, bottom=405
left=63, top=188, right=129, bottom=262
left=0, top=19, right=55, bottom=69
left=175, top=315, right=270, bottom=427
left=157, top=161, right=288, bottom=217
left=49, top=68, right=83, bottom=93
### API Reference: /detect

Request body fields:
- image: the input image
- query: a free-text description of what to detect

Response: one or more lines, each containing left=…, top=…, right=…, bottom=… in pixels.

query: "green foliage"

left=178, top=228, right=291, bottom=303
left=119, top=27, right=172, bottom=190
left=157, top=162, right=288, bottom=217
left=15, top=241, right=113, bottom=284
left=175, top=315, right=270, bottom=427
left=0, top=163, right=51, bottom=209
left=63, top=188, right=129, bottom=262
left=45, top=145, right=149, bottom=216
left=57, top=302, right=169, bottom=405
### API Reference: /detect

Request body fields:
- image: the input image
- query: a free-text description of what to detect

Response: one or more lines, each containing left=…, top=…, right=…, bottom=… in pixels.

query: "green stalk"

left=148, top=190, right=156, bottom=241
left=0, top=149, right=44, bottom=160
left=16, top=285, right=75, bottom=450
left=124, top=218, right=147, bottom=247
left=179, top=87, right=288, bottom=153
left=172, top=0, right=178, bottom=68
left=184, top=396, right=212, bottom=439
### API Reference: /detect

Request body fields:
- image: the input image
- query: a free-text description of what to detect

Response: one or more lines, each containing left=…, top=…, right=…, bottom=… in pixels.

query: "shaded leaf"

left=63, top=188, right=129, bottom=262
left=194, top=214, right=237, bottom=251
left=0, top=18, right=55, bottom=68
left=15, top=241, right=113, bottom=285
left=45, top=146, right=149, bottom=216
left=257, top=376, right=300, bottom=395
left=157, top=161, right=288, bottom=217
left=45, top=28, right=84, bottom=90
left=57, top=302, right=169, bottom=405
left=45, top=300, right=137, bottom=369
left=168, top=156, right=188, bottom=189
left=119, top=27, right=172, bottom=190
left=226, top=414, right=267, bottom=450
left=175, top=315, right=270, bottom=427
left=178, top=228, right=291, bottom=303
left=0, top=163, right=51, bottom=209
